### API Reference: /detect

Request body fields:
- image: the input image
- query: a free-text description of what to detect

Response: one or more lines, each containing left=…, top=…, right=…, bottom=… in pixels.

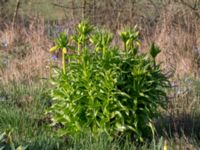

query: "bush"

left=47, top=21, right=170, bottom=142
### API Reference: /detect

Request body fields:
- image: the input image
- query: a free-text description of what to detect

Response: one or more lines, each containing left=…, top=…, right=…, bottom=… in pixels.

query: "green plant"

left=73, top=20, right=93, bottom=56
left=0, top=130, right=27, bottom=150
left=149, top=42, right=161, bottom=66
left=119, top=27, right=140, bottom=56
left=90, top=29, right=113, bottom=58
left=48, top=21, right=170, bottom=142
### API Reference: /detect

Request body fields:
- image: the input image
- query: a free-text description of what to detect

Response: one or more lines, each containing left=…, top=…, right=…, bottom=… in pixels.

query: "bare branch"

left=51, top=2, right=83, bottom=10
left=12, top=0, right=20, bottom=29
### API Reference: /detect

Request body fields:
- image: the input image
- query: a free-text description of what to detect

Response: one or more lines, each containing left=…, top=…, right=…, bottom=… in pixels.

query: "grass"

left=0, top=81, right=66, bottom=150
left=0, top=82, right=47, bottom=137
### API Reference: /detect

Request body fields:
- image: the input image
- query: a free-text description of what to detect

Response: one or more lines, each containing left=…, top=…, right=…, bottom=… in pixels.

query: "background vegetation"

left=0, top=0, right=200, bottom=149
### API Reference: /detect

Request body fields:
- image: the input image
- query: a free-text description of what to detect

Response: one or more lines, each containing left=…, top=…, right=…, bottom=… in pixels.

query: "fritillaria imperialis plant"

left=48, top=21, right=170, bottom=142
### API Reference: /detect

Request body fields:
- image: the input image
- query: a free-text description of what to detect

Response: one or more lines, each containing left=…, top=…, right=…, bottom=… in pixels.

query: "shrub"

left=47, top=21, right=170, bottom=142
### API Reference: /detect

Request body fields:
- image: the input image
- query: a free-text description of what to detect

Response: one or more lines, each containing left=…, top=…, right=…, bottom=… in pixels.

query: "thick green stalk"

left=62, top=49, right=66, bottom=74
left=78, top=42, right=81, bottom=56
left=83, top=40, right=87, bottom=55
left=103, top=47, right=106, bottom=59
left=84, top=46, right=87, bottom=54
left=124, top=42, right=126, bottom=52
left=153, top=58, right=156, bottom=68
left=78, top=42, right=81, bottom=63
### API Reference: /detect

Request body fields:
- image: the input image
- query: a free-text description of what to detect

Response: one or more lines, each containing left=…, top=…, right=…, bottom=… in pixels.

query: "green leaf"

left=49, top=45, right=58, bottom=52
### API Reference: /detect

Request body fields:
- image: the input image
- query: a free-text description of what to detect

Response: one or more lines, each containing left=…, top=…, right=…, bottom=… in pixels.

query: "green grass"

left=0, top=81, right=68, bottom=150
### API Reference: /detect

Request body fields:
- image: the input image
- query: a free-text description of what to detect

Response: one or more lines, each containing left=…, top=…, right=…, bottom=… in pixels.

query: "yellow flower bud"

left=63, top=47, right=67, bottom=54
left=164, top=140, right=168, bottom=150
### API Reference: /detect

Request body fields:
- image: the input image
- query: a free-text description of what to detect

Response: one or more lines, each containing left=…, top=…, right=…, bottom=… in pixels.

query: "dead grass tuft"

left=150, top=4, right=200, bottom=78
left=0, top=18, right=51, bottom=83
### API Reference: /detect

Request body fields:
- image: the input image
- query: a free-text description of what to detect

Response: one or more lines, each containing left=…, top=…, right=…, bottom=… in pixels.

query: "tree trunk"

left=12, top=0, right=20, bottom=29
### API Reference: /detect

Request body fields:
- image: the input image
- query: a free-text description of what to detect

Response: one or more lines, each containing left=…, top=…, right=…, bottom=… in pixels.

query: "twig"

left=51, top=2, right=83, bottom=10
left=82, top=0, right=87, bottom=19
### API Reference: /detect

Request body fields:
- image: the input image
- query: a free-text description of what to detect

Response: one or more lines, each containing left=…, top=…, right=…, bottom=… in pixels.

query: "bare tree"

left=12, top=0, right=20, bottom=29
left=82, top=0, right=87, bottom=19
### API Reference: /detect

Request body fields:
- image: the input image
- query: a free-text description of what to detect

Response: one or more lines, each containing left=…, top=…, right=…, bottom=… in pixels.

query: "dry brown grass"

left=141, top=3, right=200, bottom=78
left=0, top=18, right=51, bottom=83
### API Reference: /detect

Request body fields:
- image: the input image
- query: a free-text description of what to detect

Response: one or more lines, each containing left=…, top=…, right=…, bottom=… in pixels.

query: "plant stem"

left=62, top=51, right=66, bottom=74
left=83, top=42, right=87, bottom=55
left=103, top=47, right=106, bottom=59
left=78, top=42, right=81, bottom=56
left=153, top=59, right=156, bottom=68
left=124, top=42, right=126, bottom=52
left=78, top=42, right=81, bottom=63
